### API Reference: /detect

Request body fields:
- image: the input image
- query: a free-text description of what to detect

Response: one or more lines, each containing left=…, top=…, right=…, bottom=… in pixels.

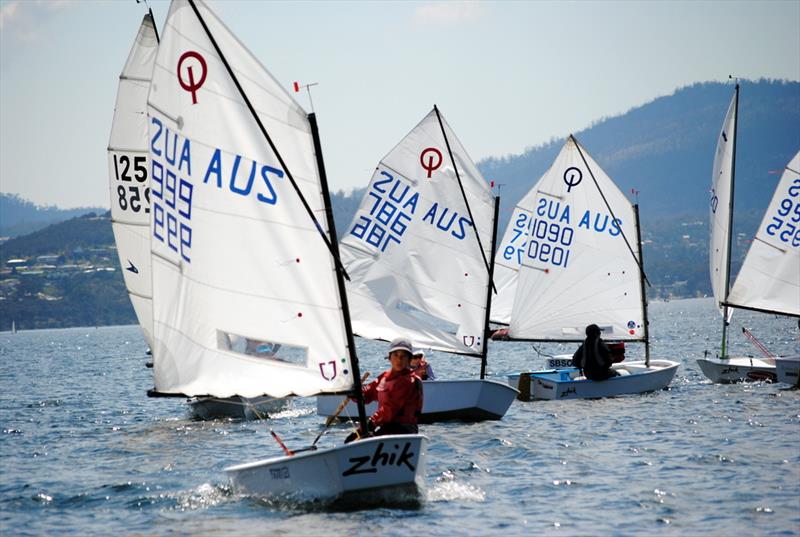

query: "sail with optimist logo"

left=108, top=14, right=158, bottom=350
left=146, top=0, right=357, bottom=399
left=506, top=135, right=647, bottom=343
left=152, top=0, right=426, bottom=504
left=727, top=150, right=800, bottom=317
left=340, top=107, right=496, bottom=357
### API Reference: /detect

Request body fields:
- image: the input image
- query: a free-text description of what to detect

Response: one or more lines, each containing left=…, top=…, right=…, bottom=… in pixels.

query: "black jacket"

left=572, top=336, right=613, bottom=381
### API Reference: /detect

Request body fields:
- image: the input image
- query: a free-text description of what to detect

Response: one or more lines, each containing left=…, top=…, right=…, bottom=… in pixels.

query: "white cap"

left=388, top=337, right=413, bottom=355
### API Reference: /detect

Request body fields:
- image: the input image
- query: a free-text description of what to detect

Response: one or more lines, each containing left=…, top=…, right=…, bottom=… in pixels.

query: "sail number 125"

left=112, top=153, right=151, bottom=214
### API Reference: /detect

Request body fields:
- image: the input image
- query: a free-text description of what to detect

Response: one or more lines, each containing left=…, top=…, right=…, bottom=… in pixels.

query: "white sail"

left=728, top=151, right=800, bottom=316
left=709, top=88, right=738, bottom=319
left=147, top=0, right=352, bottom=398
left=509, top=136, right=645, bottom=341
left=108, top=14, right=158, bottom=349
left=491, top=189, right=540, bottom=325
left=340, top=108, right=495, bottom=355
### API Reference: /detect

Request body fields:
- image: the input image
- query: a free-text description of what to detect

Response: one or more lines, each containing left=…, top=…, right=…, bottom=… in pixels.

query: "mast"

left=480, top=196, right=500, bottom=379
left=720, top=83, right=739, bottom=359
left=308, top=113, right=369, bottom=435
left=633, top=204, right=650, bottom=366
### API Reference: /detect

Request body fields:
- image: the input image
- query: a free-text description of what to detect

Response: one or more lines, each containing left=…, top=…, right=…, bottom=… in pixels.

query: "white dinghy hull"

left=316, top=380, right=518, bottom=423
left=225, top=434, right=427, bottom=505
left=775, top=356, right=800, bottom=386
left=188, top=396, right=289, bottom=420
left=696, top=356, right=777, bottom=383
left=508, top=360, right=679, bottom=400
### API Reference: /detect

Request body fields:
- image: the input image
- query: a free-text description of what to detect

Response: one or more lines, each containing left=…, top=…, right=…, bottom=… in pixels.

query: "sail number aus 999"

left=112, top=153, right=151, bottom=214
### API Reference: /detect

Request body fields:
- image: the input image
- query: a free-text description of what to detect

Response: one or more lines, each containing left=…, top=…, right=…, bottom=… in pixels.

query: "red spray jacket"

left=362, top=367, right=423, bottom=428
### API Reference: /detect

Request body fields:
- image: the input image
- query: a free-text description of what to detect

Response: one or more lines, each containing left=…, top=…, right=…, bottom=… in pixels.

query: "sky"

left=1, top=0, right=798, bottom=209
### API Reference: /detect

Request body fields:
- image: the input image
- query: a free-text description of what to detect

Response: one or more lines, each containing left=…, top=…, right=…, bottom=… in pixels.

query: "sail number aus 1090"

left=503, top=213, right=573, bottom=268
left=112, top=153, right=151, bottom=214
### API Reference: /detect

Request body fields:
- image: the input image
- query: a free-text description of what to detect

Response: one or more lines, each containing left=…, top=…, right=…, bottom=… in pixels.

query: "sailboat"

left=316, top=107, right=518, bottom=423
left=697, top=87, right=799, bottom=382
left=147, top=0, right=426, bottom=502
left=108, top=10, right=285, bottom=420
left=108, top=12, right=158, bottom=353
left=500, top=135, right=679, bottom=400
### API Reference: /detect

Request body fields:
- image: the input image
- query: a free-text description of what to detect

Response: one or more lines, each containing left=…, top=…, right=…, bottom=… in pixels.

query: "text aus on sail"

left=149, top=115, right=312, bottom=368
left=499, top=198, right=623, bottom=270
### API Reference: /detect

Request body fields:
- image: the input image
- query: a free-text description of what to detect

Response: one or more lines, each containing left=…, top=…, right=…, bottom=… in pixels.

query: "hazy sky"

left=1, top=0, right=798, bottom=209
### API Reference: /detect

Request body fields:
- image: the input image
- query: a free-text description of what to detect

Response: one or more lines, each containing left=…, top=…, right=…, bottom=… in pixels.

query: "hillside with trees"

left=2, top=80, right=797, bottom=330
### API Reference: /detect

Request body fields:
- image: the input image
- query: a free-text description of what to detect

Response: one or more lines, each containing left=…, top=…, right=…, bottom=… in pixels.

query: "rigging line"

left=571, top=134, right=651, bottom=287
left=186, top=0, right=350, bottom=280
left=433, top=105, right=497, bottom=294
left=786, top=166, right=799, bottom=175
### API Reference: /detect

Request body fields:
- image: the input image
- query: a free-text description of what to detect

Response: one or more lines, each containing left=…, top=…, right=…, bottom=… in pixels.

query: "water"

left=1, top=297, right=798, bottom=536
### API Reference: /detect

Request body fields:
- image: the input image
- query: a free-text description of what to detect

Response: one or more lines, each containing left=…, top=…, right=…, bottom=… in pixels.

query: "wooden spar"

left=433, top=105, right=497, bottom=293
left=308, top=112, right=369, bottom=435
left=480, top=196, right=500, bottom=379
left=572, top=134, right=650, bottom=286
left=186, top=0, right=349, bottom=281
left=633, top=203, right=650, bottom=366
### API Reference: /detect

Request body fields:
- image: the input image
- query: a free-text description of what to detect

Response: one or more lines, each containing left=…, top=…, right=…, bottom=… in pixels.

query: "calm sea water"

left=1, top=297, right=798, bottom=536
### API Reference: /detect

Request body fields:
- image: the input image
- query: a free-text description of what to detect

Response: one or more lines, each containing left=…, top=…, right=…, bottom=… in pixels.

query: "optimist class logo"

left=177, top=51, right=208, bottom=105
left=420, top=147, right=442, bottom=178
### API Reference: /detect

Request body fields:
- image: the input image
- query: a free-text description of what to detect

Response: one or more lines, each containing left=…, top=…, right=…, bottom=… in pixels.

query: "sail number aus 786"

left=112, top=153, right=150, bottom=214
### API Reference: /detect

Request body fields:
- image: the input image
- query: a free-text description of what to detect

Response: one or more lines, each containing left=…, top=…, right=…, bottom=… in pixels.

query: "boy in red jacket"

left=347, top=338, right=423, bottom=442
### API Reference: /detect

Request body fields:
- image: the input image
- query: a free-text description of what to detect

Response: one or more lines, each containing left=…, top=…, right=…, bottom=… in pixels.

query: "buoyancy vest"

left=363, top=367, right=423, bottom=427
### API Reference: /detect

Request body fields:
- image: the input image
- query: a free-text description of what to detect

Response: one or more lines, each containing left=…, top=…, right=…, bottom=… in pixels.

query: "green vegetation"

left=2, top=80, right=796, bottom=330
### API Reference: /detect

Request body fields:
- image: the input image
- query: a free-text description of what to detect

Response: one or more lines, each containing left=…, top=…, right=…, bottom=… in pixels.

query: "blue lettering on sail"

left=349, top=171, right=413, bottom=252
left=348, top=168, right=473, bottom=253
left=150, top=116, right=193, bottom=263
left=202, top=148, right=283, bottom=205
left=764, top=178, right=800, bottom=248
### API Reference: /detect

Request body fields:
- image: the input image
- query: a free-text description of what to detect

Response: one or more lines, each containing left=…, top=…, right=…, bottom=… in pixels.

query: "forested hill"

left=0, top=212, right=114, bottom=264
left=1, top=79, right=798, bottom=330
left=479, top=79, right=799, bottom=232
left=0, top=194, right=104, bottom=238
